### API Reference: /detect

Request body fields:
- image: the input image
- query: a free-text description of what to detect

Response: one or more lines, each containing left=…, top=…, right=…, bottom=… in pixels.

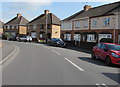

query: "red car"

left=92, top=43, right=120, bottom=65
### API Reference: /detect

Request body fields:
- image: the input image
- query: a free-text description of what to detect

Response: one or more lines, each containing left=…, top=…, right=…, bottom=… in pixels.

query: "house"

left=61, top=1, right=120, bottom=45
left=27, top=10, right=61, bottom=41
left=3, top=13, right=29, bottom=37
left=0, top=20, right=4, bottom=38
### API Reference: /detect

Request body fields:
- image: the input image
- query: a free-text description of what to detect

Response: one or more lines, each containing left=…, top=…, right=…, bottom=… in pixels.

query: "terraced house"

left=61, top=1, right=120, bottom=45
left=27, top=10, right=61, bottom=41
left=3, top=13, right=29, bottom=37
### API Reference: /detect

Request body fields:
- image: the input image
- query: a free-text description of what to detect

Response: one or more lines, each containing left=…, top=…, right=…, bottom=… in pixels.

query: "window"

left=7, top=25, right=10, bottom=29
left=75, top=21, right=80, bottom=28
left=100, top=44, right=107, bottom=50
left=28, top=26, right=30, bottom=29
left=87, top=34, right=95, bottom=42
left=64, top=34, right=71, bottom=41
left=74, top=34, right=81, bottom=41
left=61, top=22, right=72, bottom=30
left=31, top=32, right=36, bottom=38
left=92, top=20, right=97, bottom=27
left=40, top=25, right=44, bottom=29
left=33, top=25, right=36, bottom=29
left=103, top=18, right=110, bottom=26
left=16, top=25, right=18, bottom=29
left=99, top=34, right=112, bottom=41
left=4, top=26, right=6, bottom=29
left=12, top=26, right=14, bottom=29
left=97, top=43, right=102, bottom=48
left=84, top=20, right=88, bottom=28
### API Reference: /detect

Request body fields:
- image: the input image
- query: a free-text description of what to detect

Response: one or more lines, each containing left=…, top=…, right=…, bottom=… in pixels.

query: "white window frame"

left=75, top=21, right=80, bottom=28
left=64, top=34, right=71, bottom=41
left=61, top=22, right=72, bottom=30
left=74, top=34, right=81, bottom=41
left=31, top=32, right=36, bottom=38
left=12, top=26, right=14, bottom=29
left=87, top=34, right=95, bottom=42
left=84, top=20, right=88, bottom=28
left=98, top=34, right=112, bottom=41
left=118, top=34, right=120, bottom=44
left=92, top=20, right=97, bottom=27
left=33, top=25, right=36, bottom=29
left=7, top=25, right=10, bottom=29
left=103, top=18, right=110, bottom=26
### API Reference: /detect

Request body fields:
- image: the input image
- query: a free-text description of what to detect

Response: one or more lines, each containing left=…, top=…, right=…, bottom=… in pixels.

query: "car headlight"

left=111, top=53, right=120, bottom=58
left=57, top=42, right=60, bottom=44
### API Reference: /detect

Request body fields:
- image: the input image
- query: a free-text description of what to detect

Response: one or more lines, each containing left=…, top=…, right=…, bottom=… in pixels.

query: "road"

left=2, top=41, right=120, bottom=86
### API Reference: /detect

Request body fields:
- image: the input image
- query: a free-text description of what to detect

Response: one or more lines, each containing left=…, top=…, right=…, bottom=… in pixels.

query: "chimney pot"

left=44, top=10, right=50, bottom=14
left=17, top=13, right=22, bottom=18
left=84, top=5, right=92, bottom=11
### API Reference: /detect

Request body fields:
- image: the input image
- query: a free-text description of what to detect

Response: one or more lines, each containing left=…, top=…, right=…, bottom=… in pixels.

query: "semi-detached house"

left=3, top=13, right=29, bottom=37
left=61, top=1, right=120, bottom=44
left=27, top=10, right=61, bottom=41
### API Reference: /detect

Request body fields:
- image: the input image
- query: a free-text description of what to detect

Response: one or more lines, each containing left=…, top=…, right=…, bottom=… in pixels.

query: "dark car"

left=48, top=38, right=66, bottom=47
left=92, top=43, right=120, bottom=65
left=9, top=36, right=17, bottom=41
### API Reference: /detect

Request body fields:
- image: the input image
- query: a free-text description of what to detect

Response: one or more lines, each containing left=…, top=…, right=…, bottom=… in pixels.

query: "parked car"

left=92, top=43, right=120, bottom=65
left=17, top=36, right=32, bottom=42
left=9, top=36, right=17, bottom=41
left=48, top=38, right=66, bottom=47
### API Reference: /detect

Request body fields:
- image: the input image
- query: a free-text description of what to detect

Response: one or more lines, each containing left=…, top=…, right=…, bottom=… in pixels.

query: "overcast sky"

left=0, top=0, right=120, bottom=23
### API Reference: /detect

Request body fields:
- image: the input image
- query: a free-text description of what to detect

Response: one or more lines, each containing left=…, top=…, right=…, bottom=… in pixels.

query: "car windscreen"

left=107, top=44, right=120, bottom=51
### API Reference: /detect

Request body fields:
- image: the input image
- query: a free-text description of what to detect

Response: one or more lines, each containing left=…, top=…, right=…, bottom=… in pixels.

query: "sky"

left=0, top=0, right=120, bottom=23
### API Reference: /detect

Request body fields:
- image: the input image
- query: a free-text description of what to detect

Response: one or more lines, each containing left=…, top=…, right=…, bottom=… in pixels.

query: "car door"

left=99, top=44, right=108, bottom=60
left=94, top=43, right=102, bottom=58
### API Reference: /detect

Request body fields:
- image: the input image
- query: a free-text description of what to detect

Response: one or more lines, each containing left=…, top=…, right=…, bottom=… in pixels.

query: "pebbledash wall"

left=61, top=1, right=120, bottom=45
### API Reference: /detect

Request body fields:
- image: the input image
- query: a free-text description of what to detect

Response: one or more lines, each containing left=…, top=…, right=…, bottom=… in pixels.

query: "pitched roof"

left=28, top=13, right=60, bottom=25
left=63, top=1, right=120, bottom=21
left=4, top=15, right=29, bottom=25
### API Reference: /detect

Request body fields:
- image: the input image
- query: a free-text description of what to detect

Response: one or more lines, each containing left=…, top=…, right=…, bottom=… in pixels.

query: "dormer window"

left=75, top=21, right=80, bottom=28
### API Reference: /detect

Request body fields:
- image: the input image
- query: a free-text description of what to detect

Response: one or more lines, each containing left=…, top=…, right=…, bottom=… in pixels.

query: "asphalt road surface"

left=2, top=41, right=120, bottom=86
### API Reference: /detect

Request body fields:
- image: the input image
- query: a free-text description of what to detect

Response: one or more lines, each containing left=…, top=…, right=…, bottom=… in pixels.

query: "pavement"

left=2, top=40, right=15, bottom=60
left=2, top=41, right=120, bottom=86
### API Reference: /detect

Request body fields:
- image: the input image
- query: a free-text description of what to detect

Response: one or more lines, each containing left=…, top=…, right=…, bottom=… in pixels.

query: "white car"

left=17, top=36, right=32, bottom=42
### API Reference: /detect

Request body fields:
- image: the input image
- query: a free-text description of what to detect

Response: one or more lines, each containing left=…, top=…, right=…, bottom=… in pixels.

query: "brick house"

left=27, top=10, right=61, bottom=41
left=3, top=13, right=29, bottom=37
left=0, top=20, right=4, bottom=37
left=61, top=1, right=120, bottom=45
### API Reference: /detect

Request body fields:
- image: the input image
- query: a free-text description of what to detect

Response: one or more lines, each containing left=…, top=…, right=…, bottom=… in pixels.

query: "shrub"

left=100, top=38, right=113, bottom=43
left=2, top=33, right=11, bottom=40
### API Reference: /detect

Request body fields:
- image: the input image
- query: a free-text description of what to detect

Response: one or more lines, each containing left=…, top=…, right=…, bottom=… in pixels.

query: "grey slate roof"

left=63, top=1, right=120, bottom=21
left=28, top=13, right=61, bottom=25
left=4, top=16, right=29, bottom=25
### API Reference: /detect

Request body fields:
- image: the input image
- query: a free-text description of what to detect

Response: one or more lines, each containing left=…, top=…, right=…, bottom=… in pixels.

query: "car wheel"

left=91, top=52, right=96, bottom=59
left=105, top=57, right=112, bottom=66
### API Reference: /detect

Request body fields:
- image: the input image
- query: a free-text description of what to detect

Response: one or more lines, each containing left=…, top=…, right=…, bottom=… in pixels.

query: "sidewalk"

left=1, top=41, right=15, bottom=60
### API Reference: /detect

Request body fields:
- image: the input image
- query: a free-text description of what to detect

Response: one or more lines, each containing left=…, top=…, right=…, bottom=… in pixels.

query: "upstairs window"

left=61, top=22, right=72, bottom=30
left=75, top=21, right=80, bottom=28
left=33, top=25, right=36, bottom=29
left=40, top=25, right=44, bottom=29
left=12, top=26, right=14, bottom=29
left=92, top=20, right=97, bottom=27
left=7, top=25, right=10, bottom=29
left=4, top=26, right=6, bottom=29
left=84, top=20, right=88, bottom=28
left=103, top=18, right=110, bottom=26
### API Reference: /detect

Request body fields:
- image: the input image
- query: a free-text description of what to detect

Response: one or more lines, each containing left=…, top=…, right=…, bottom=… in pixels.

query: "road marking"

left=52, top=50, right=61, bottom=55
left=64, top=57, right=84, bottom=71
left=96, top=83, right=101, bottom=87
left=102, top=83, right=109, bottom=87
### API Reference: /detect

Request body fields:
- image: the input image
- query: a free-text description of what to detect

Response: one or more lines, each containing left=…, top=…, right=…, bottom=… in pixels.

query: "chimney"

left=44, top=10, right=50, bottom=14
left=17, top=13, right=22, bottom=18
left=84, top=5, right=92, bottom=11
